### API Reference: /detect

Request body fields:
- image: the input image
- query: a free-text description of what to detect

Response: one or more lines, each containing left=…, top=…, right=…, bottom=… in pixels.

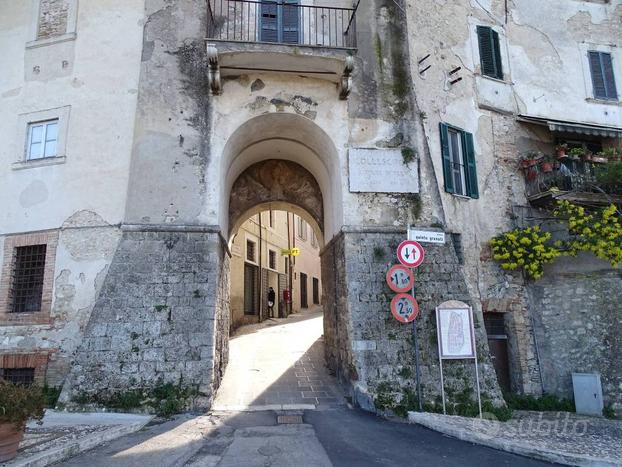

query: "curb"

left=407, top=412, right=620, bottom=467
left=9, top=417, right=153, bottom=467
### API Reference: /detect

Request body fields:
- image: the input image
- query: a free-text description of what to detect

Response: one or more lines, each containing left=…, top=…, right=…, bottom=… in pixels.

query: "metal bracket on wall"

left=207, top=43, right=222, bottom=96
left=338, top=56, right=354, bottom=100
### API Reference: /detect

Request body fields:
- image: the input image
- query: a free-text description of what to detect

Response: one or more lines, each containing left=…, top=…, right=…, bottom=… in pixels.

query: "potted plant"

left=568, top=147, right=585, bottom=161
left=539, top=154, right=555, bottom=173
left=0, top=381, right=45, bottom=462
left=555, top=143, right=568, bottom=159
left=520, top=151, right=542, bottom=169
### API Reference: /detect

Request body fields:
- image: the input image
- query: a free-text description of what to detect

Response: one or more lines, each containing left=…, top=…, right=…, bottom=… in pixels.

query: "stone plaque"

left=348, top=148, right=419, bottom=193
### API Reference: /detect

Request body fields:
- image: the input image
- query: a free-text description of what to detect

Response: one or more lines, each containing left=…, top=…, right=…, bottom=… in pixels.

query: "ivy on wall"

left=490, top=201, right=622, bottom=279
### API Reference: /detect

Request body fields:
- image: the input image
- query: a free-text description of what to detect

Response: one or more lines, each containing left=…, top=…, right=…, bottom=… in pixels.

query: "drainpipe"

left=287, top=212, right=293, bottom=315
left=259, top=212, right=263, bottom=322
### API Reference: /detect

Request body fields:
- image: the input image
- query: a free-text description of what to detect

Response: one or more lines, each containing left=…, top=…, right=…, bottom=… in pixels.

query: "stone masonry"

left=529, top=262, right=622, bottom=413
left=322, top=229, right=504, bottom=411
left=37, top=0, right=69, bottom=40
left=60, top=229, right=230, bottom=408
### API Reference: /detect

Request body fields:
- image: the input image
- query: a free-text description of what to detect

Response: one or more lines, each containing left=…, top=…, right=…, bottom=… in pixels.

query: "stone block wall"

left=37, top=0, right=69, bottom=39
left=528, top=260, right=622, bottom=413
left=321, top=233, right=353, bottom=384
left=322, top=228, right=504, bottom=411
left=60, top=229, right=228, bottom=408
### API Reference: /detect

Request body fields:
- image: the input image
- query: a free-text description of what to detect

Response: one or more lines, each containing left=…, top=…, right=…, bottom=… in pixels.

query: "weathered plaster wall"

left=405, top=0, right=621, bottom=398
left=0, top=1, right=144, bottom=386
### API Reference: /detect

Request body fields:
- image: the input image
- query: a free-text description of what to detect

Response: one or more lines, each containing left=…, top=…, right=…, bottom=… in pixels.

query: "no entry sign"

left=397, top=240, right=425, bottom=268
left=390, top=293, right=420, bottom=323
left=386, top=265, right=414, bottom=293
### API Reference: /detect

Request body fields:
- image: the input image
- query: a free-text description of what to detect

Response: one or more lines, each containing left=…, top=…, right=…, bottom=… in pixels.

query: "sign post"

left=386, top=231, right=426, bottom=412
left=435, top=300, right=482, bottom=418
left=407, top=227, right=424, bottom=412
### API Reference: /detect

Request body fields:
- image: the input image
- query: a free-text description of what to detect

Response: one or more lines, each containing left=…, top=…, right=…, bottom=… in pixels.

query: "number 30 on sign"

left=390, top=293, right=420, bottom=323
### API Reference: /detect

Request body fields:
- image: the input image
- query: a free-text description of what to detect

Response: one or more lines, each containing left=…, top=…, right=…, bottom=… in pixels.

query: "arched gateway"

left=60, top=105, right=501, bottom=410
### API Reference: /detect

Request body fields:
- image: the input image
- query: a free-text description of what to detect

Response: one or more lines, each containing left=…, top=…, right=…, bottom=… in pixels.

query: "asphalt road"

left=58, top=407, right=553, bottom=466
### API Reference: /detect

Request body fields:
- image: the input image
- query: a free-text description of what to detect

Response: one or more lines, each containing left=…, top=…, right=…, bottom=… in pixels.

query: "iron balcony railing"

left=207, top=0, right=358, bottom=49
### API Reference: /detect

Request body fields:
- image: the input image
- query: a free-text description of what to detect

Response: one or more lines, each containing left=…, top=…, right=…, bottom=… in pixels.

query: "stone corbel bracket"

left=207, top=43, right=221, bottom=96
left=339, top=56, right=354, bottom=100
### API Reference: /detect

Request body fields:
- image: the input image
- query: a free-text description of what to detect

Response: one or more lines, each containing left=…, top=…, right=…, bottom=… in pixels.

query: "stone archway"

left=228, top=160, right=324, bottom=245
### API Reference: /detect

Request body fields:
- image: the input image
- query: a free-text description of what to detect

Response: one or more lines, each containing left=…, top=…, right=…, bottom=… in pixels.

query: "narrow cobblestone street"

left=213, top=308, right=344, bottom=411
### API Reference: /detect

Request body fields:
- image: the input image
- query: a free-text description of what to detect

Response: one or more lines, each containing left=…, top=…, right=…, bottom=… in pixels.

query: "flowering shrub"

left=490, top=201, right=622, bottom=280
left=555, top=201, right=622, bottom=266
left=490, top=226, right=560, bottom=279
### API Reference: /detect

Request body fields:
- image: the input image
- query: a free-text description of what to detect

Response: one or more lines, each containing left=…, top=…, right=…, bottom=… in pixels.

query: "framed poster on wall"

left=436, top=306, right=476, bottom=359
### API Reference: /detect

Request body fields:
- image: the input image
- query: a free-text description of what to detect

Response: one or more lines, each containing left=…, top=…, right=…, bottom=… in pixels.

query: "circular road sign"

left=397, top=240, right=425, bottom=268
left=386, top=265, right=414, bottom=293
left=390, top=293, right=420, bottom=323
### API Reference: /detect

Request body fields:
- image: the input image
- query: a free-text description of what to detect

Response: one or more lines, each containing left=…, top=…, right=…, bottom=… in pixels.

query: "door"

left=488, top=338, right=511, bottom=393
left=244, top=263, right=259, bottom=315
left=300, top=272, right=308, bottom=308
left=260, top=0, right=300, bottom=44
left=484, top=312, right=511, bottom=393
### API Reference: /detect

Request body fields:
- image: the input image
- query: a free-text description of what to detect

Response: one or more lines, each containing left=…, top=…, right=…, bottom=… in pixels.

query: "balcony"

left=524, top=158, right=622, bottom=207
left=205, top=1, right=359, bottom=97
left=207, top=0, right=358, bottom=48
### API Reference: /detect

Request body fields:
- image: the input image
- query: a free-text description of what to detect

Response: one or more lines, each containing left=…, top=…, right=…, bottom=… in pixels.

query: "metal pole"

left=412, top=319, right=423, bottom=411
left=408, top=225, right=423, bottom=411
left=472, top=307, right=483, bottom=419
left=436, top=307, right=447, bottom=415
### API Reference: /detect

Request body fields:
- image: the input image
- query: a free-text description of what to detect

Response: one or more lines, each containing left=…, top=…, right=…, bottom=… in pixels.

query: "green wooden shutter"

left=439, top=123, right=454, bottom=194
left=477, top=26, right=503, bottom=80
left=463, top=131, right=479, bottom=199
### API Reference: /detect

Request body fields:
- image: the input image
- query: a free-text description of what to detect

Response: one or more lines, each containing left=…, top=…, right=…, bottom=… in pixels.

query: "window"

left=0, top=368, right=35, bottom=386
left=312, top=277, right=320, bottom=305
left=311, top=230, right=318, bottom=248
left=285, top=258, right=289, bottom=274
left=269, top=250, right=277, bottom=270
left=297, top=217, right=307, bottom=240
left=300, top=272, right=308, bottom=308
left=1, top=231, right=58, bottom=324
left=10, top=245, right=47, bottom=313
left=246, top=240, right=256, bottom=262
left=477, top=26, right=503, bottom=80
left=27, top=120, right=58, bottom=160
left=439, top=123, right=479, bottom=198
left=260, top=0, right=300, bottom=44
left=269, top=209, right=275, bottom=228
left=588, top=51, right=618, bottom=101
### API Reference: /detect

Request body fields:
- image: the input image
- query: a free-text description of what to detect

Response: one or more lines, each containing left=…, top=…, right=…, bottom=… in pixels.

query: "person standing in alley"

left=267, top=287, right=276, bottom=318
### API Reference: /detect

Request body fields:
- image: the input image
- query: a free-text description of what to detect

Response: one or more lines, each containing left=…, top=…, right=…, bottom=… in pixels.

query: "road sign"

left=397, top=240, right=425, bottom=268
left=281, top=248, right=301, bottom=257
left=390, top=293, right=420, bottom=323
left=386, top=265, right=414, bottom=293
left=409, top=229, right=445, bottom=244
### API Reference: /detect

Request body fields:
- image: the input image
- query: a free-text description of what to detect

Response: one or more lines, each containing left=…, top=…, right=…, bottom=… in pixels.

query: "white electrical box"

left=572, top=373, right=603, bottom=416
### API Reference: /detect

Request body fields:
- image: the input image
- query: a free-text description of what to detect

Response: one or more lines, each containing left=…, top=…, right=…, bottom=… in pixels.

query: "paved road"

left=59, top=310, right=552, bottom=466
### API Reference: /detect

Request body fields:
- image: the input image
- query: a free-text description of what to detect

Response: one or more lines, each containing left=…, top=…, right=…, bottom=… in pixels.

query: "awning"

left=517, top=115, right=622, bottom=138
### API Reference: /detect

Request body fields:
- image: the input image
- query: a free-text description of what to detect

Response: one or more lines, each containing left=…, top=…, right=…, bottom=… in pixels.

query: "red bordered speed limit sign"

left=397, top=240, right=425, bottom=268
left=390, top=293, right=420, bottom=323
left=386, top=265, right=414, bottom=293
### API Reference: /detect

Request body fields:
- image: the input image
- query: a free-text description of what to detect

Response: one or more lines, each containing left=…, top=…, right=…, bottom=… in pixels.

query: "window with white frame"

left=27, top=120, right=59, bottom=160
